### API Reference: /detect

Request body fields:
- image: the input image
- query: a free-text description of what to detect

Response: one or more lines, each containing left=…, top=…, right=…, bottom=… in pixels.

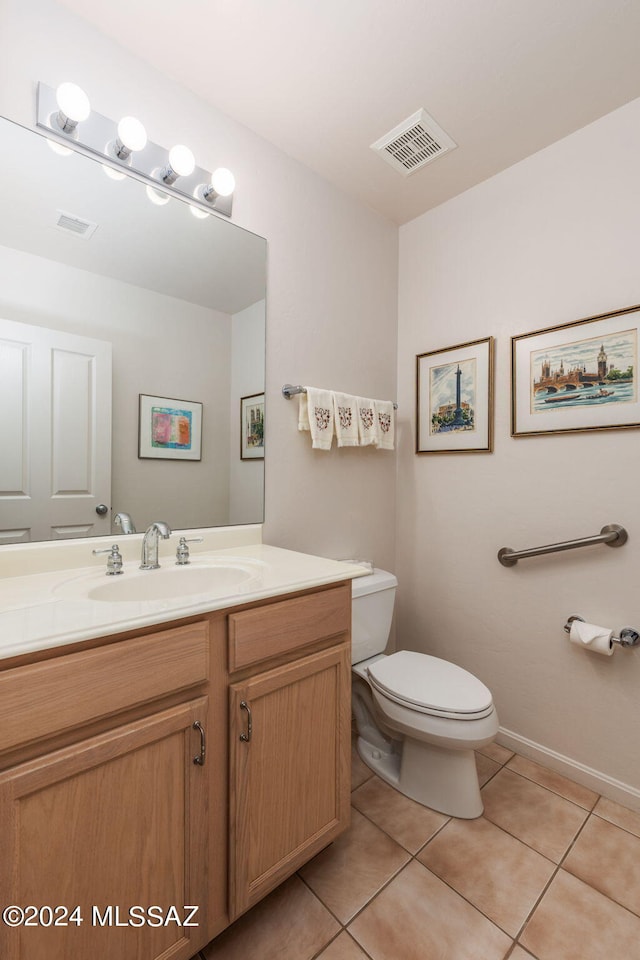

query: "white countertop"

left=0, top=544, right=369, bottom=662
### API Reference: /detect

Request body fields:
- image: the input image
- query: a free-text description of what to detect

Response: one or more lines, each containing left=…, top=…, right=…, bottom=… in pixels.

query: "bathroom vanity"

left=0, top=112, right=355, bottom=958
left=0, top=541, right=359, bottom=960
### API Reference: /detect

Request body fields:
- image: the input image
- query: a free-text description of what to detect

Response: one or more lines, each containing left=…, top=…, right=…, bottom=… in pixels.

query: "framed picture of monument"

left=511, top=304, right=640, bottom=437
left=240, top=393, right=265, bottom=459
left=416, top=337, right=494, bottom=454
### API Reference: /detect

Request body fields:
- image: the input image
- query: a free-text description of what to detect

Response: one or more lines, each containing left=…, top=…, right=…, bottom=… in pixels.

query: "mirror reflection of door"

left=0, top=318, right=112, bottom=544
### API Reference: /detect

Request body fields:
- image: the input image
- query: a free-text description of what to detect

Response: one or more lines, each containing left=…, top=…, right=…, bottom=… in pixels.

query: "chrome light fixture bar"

left=36, top=82, right=234, bottom=217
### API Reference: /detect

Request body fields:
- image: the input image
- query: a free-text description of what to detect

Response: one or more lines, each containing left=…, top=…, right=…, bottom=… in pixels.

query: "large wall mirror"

left=0, top=116, right=266, bottom=545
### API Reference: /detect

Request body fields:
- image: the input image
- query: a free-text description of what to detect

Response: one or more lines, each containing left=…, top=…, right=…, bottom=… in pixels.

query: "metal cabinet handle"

left=95, top=503, right=109, bottom=516
left=193, top=721, right=206, bottom=766
left=240, top=701, right=252, bottom=742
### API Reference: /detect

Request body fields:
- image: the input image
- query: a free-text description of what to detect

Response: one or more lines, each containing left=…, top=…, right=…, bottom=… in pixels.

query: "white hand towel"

left=374, top=399, right=395, bottom=450
left=333, top=392, right=359, bottom=447
left=306, top=387, right=334, bottom=450
left=357, top=397, right=379, bottom=447
left=298, top=392, right=310, bottom=431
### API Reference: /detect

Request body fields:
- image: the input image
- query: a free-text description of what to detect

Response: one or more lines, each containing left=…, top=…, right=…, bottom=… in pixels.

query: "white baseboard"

left=496, top=726, right=640, bottom=813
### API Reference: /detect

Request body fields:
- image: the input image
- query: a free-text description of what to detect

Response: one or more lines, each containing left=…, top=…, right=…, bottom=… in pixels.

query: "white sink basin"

left=56, top=559, right=263, bottom=603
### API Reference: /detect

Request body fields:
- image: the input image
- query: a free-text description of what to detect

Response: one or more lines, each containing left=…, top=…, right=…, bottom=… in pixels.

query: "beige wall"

left=397, top=97, right=640, bottom=803
left=229, top=300, right=265, bottom=525
left=0, top=0, right=398, bottom=569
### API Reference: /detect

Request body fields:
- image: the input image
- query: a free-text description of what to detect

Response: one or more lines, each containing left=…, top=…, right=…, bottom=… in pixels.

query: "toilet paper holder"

left=564, top=615, right=640, bottom=648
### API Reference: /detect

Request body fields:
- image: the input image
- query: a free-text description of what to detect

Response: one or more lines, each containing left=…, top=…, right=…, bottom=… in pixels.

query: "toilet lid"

left=367, top=651, right=494, bottom=719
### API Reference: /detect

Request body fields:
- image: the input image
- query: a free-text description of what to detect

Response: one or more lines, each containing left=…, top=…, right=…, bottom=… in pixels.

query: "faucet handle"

left=176, top=536, right=204, bottom=565
left=93, top=544, right=124, bottom=575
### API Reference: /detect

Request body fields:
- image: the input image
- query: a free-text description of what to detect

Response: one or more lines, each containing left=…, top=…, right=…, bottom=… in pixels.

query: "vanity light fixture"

left=36, top=81, right=235, bottom=217
left=54, top=82, right=91, bottom=134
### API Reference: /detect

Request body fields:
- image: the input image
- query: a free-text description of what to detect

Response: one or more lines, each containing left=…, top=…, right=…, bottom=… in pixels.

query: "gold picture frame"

left=416, top=336, right=494, bottom=454
left=511, top=304, right=640, bottom=437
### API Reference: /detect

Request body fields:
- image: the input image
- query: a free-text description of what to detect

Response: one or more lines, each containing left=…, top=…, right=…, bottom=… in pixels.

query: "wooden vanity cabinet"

left=0, top=577, right=353, bottom=955
left=0, top=620, right=225, bottom=960
left=227, top=583, right=352, bottom=919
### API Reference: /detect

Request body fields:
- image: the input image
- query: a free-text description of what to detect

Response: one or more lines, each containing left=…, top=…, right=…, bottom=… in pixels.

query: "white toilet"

left=351, top=569, right=498, bottom=819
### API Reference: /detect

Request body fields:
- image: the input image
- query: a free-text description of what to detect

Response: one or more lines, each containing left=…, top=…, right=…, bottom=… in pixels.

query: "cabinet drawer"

left=0, top=621, right=209, bottom=753
left=228, top=584, right=350, bottom=671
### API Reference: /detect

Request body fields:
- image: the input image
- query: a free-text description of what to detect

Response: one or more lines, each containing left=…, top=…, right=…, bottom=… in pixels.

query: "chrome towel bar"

left=282, top=383, right=398, bottom=409
left=498, top=524, right=628, bottom=567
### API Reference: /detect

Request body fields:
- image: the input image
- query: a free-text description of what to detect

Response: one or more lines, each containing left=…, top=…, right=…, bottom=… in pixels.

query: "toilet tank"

left=351, top=568, right=397, bottom=665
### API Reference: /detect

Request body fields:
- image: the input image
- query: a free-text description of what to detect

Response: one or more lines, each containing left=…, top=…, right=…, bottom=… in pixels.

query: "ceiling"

left=58, top=0, right=640, bottom=224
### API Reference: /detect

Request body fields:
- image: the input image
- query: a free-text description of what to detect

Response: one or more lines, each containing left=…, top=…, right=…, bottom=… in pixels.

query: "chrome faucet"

left=114, top=511, right=137, bottom=534
left=140, top=521, right=172, bottom=570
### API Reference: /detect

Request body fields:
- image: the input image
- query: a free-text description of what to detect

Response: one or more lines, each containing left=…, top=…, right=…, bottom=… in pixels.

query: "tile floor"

left=200, top=740, right=640, bottom=960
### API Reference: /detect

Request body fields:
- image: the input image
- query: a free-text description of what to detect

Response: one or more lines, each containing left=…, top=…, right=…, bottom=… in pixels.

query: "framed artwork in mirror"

left=416, top=336, right=494, bottom=454
left=241, top=393, right=265, bottom=460
left=511, top=304, right=640, bottom=437
left=139, top=394, right=202, bottom=460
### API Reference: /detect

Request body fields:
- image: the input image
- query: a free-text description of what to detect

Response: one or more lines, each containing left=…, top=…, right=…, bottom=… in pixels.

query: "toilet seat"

left=367, top=651, right=494, bottom=721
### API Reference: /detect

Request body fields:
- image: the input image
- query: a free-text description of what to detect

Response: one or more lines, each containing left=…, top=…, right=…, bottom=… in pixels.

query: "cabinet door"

left=229, top=643, right=351, bottom=918
left=0, top=698, right=209, bottom=960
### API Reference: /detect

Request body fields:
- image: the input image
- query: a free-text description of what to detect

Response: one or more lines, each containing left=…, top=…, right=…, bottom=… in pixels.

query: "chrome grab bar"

left=498, top=524, right=628, bottom=567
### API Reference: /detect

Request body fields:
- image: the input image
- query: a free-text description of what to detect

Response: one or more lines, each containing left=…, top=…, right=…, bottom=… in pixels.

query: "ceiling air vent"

left=55, top=209, right=99, bottom=240
left=370, top=109, right=457, bottom=177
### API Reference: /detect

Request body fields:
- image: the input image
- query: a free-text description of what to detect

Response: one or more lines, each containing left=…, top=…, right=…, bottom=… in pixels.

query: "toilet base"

left=357, top=734, right=402, bottom=787
left=357, top=734, right=484, bottom=819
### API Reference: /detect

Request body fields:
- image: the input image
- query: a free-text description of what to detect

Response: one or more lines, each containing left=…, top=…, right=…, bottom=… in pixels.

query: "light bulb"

left=146, top=185, right=170, bottom=206
left=56, top=82, right=90, bottom=120
left=211, top=167, right=235, bottom=197
left=190, top=204, right=209, bottom=219
left=102, top=163, right=127, bottom=181
left=55, top=82, right=90, bottom=133
left=168, top=144, right=195, bottom=177
left=116, top=116, right=147, bottom=155
left=159, top=145, right=196, bottom=185
left=47, top=138, right=73, bottom=157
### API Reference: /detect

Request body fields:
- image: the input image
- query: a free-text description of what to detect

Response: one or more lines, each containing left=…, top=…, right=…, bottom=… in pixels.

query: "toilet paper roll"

left=569, top=620, right=615, bottom=656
